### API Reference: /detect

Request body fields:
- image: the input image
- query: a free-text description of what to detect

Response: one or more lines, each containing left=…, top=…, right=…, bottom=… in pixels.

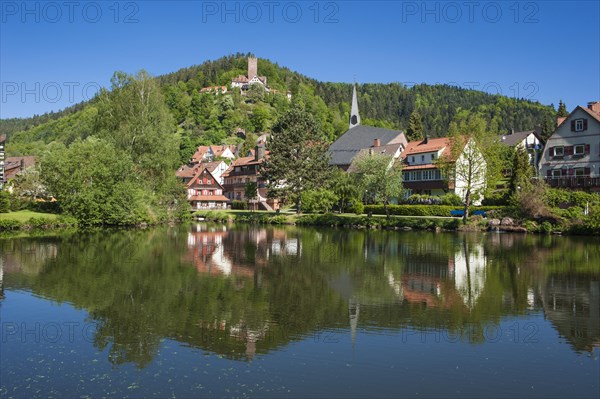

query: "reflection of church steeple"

left=349, top=84, right=361, bottom=129
left=349, top=298, right=360, bottom=347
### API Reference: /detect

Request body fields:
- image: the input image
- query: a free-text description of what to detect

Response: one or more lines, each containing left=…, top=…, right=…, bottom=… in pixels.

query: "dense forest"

left=2, top=53, right=558, bottom=159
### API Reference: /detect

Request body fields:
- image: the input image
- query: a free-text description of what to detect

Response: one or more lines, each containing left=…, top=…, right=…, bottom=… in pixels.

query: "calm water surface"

left=1, top=225, right=599, bottom=398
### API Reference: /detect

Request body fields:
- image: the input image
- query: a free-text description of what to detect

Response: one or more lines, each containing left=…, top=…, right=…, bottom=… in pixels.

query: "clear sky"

left=1, top=0, right=599, bottom=119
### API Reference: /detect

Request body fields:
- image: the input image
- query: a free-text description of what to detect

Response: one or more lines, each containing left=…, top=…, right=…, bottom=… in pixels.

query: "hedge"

left=0, top=216, right=78, bottom=231
left=363, top=204, right=506, bottom=217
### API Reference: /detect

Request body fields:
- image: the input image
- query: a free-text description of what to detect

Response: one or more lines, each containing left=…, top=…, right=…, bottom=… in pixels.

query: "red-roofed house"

left=222, top=146, right=279, bottom=211
left=401, top=136, right=486, bottom=205
left=186, top=167, right=229, bottom=210
left=539, top=102, right=600, bottom=192
left=177, top=160, right=228, bottom=185
left=191, top=145, right=236, bottom=163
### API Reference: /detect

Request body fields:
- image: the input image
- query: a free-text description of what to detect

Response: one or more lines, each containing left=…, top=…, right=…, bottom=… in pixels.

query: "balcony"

left=545, top=176, right=600, bottom=189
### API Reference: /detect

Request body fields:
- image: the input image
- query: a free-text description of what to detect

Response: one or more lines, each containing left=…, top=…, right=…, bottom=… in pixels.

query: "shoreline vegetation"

left=1, top=206, right=598, bottom=236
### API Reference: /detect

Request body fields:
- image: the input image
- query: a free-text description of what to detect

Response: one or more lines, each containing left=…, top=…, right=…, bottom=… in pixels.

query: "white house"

left=539, top=101, right=600, bottom=192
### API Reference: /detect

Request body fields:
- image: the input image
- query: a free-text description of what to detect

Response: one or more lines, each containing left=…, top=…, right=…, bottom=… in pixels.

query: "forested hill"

left=3, top=53, right=557, bottom=157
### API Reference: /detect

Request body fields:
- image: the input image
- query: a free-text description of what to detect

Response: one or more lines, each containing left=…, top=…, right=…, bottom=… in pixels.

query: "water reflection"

left=1, top=226, right=599, bottom=367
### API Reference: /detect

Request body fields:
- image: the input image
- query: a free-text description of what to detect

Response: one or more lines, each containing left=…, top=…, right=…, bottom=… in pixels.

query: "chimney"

left=557, top=117, right=566, bottom=127
left=255, top=144, right=265, bottom=161
left=424, top=135, right=429, bottom=144
left=373, top=138, right=381, bottom=147
left=588, top=101, right=600, bottom=113
left=509, top=128, right=515, bottom=135
left=248, top=57, right=258, bottom=79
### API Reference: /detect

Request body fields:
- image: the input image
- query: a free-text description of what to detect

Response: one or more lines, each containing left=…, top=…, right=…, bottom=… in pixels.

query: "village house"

left=1, top=156, right=37, bottom=190
left=401, top=136, right=486, bottom=205
left=186, top=166, right=229, bottom=210
left=199, top=85, right=228, bottom=94
left=230, top=57, right=268, bottom=90
left=222, top=145, right=279, bottom=211
left=191, top=145, right=237, bottom=163
left=498, top=128, right=544, bottom=169
left=177, top=160, right=229, bottom=185
left=539, top=101, right=600, bottom=192
left=328, top=85, right=407, bottom=170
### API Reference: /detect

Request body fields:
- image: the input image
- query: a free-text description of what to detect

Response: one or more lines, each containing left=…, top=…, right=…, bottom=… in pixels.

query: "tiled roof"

left=579, top=106, right=600, bottom=122
left=498, top=130, right=541, bottom=146
left=328, top=125, right=406, bottom=166
left=402, top=137, right=450, bottom=155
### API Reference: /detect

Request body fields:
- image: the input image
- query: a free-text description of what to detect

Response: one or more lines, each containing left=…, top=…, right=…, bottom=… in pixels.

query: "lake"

left=1, top=225, right=599, bottom=398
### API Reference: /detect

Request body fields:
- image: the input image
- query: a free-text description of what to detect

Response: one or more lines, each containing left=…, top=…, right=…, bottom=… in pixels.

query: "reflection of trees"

left=2, top=227, right=599, bottom=366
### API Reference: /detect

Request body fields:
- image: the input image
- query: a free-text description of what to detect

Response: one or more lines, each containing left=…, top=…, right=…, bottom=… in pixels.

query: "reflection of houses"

left=541, top=275, right=600, bottom=353
left=453, top=242, right=487, bottom=309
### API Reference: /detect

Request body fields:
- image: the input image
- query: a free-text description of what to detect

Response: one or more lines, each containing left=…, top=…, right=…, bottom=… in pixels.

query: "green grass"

left=0, top=210, right=60, bottom=222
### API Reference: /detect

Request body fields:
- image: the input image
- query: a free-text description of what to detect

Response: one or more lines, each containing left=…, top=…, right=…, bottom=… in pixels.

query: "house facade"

left=186, top=167, right=229, bottom=210
left=177, top=160, right=229, bottom=185
left=539, top=102, right=600, bottom=192
left=222, top=146, right=279, bottom=210
left=191, top=145, right=236, bottom=163
left=402, top=137, right=486, bottom=205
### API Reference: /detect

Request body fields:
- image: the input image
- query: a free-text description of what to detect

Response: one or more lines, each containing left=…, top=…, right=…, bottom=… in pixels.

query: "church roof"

left=328, top=125, right=407, bottom=166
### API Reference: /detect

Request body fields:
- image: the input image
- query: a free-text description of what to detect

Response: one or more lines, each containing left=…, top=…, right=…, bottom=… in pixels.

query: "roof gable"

left=328, top=125, right=406, bottom=166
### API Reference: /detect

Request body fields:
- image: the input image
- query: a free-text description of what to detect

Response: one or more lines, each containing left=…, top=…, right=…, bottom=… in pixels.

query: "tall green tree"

left=557, top=100, right=569, bottom=117
left=509, top=145, right=534, bottom=196
left=262, top=104, right=332, bottom=212
left=352, top=153, right=403, bottom=218
left=406, top=110, right=424, bottom=142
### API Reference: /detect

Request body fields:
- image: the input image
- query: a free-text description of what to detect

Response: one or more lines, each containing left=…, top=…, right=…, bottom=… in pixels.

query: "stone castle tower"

left=248, top=57, right=258, bottom=79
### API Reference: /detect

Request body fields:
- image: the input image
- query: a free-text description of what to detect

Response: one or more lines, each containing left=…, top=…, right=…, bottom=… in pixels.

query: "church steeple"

left=349, top=84, right=361, bottom=129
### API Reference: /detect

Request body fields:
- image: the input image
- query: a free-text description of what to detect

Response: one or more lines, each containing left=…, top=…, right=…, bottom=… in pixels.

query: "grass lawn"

left=0, top=210, right=60, bottom=222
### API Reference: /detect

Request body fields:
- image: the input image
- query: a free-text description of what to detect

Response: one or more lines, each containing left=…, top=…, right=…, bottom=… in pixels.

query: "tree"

left=329, top=168, right=361, bottom=213
left=509, top=145, right=534, bottom=197
left=352, top=153, right=403, bottom=218
left=557, top=100, right=569, bottom=118
left=406, top=110, right=424, bottom=142
left=9, top=166, right=49, bottom=202
left=300, top=189, right=338, bottom=213
left=40, top=138, right=146, bottom=226
left=262, top=104, right=332, bottom=212
left=438, top=115, right=492, bottom=223
left=244, top=181, right=257, bottom=211
left=239, top=132, right=258, bottom=158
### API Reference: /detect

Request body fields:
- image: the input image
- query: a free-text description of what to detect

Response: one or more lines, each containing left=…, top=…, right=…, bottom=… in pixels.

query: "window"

left=431, top=154, right=436, bottom=160
left=421, top=155, right=425, bottom=162
left=553, top=146, right=564, bottom=157
left=574, top=168, right=585, bottom=177
left=551, top=170, right=561, bottom=178
left=574, top=145, right=585, bottom=155
left=575, top=119, right=584, bottom=132
left=411, top=156, right=415, bottom=163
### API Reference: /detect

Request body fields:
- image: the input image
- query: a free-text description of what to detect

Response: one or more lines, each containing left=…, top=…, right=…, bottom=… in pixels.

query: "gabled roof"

left=328, top=125, right=407, bottom=166
left=187, top=167, right=224, bottom=189
left=402, top=137, right=450, bottom=156
left=346, top=143, right=404, bottom=172
left=557, top=105, right=600, bottom=129
left=498, top=130, right=542, bottom=147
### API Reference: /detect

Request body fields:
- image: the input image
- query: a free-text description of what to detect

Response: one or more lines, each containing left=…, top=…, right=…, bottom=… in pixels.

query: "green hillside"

left=2, top=53, right=557, bottom=158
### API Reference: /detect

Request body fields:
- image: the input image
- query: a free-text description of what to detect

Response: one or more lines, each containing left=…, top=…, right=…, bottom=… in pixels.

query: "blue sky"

left=1, top=0, right=599, bottom=118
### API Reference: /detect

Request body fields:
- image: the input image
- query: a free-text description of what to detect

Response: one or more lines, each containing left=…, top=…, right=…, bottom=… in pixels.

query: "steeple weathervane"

left=349, top=84, right=361, bottom=129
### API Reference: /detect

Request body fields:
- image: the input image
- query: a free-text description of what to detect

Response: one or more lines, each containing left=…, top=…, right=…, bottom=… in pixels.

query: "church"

left=328, top=86, right=407, bottom=170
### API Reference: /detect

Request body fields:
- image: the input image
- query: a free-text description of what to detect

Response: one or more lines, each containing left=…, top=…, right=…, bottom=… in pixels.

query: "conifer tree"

left=406, top=110, right=424, bottom=142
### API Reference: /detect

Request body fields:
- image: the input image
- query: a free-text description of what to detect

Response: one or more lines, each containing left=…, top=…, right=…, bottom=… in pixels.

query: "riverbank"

left=0, top=210, right=77, bottom=231
left=193, top=209, right=600, bottom=236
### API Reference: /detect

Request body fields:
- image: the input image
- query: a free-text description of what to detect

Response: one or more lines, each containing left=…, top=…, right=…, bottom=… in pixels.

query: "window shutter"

left=584, top=167, right=591, bottom=175
left=562, top=168, right=568, bottom=176
left=583, top=119, right=588, bottom=131
left=546, top=170, right=552, bottom=177
left=564, top=146, right=572, bottom=156
left=568, top=168, right=574, bottom=176
left=585, top=144, right=590, bottom=154
left=571, top=120, right=576, bottom=131
left=549, top=147, right=554, bottom=156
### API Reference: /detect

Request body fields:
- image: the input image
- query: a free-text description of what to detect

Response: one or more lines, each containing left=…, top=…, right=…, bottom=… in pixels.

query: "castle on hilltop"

left=231, top=57, right=268, bottom=89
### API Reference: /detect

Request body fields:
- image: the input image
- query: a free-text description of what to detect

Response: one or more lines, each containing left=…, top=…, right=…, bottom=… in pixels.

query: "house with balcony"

left=222, top=145, right=279, bottom=211
left=401, top=136, right=486, bottom=205
left=177, top=160, right=228, bottom=185
left=539, top=102, right=600, bottom=192
left=186, top=167, right=229, bottom=210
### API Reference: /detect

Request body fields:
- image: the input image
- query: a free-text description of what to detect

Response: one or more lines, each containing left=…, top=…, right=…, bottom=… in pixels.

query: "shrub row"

left=295, top=213, right=461, bottom=230
left=0, top=216, right=78, bottom=231
left=363, top=204, right=506, bottom=217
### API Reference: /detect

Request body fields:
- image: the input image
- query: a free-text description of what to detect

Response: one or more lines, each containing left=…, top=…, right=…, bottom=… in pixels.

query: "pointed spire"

left=349, top=84, right=361, bottom=129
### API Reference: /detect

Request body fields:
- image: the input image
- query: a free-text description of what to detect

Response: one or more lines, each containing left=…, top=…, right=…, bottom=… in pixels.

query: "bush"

left=231, top=200, right=248, bottom=210
left=439, top=193, right=463, bottom=206
left=301, top=189, right=338, bottom=213
left=0, top=219, right=21, bottom=230
left=482, top=192, right=510, bottom=206
left=0, top=191, right=10, bottom=213
left=364, top=204, right=505, bottom=217
left=348, top=200, right=364, bottom=215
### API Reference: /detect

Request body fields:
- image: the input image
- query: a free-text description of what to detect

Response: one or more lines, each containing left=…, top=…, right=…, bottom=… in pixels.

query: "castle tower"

left=349, top=84, right=361, bottom=129
left=248, top=57, right=258, bottom=79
